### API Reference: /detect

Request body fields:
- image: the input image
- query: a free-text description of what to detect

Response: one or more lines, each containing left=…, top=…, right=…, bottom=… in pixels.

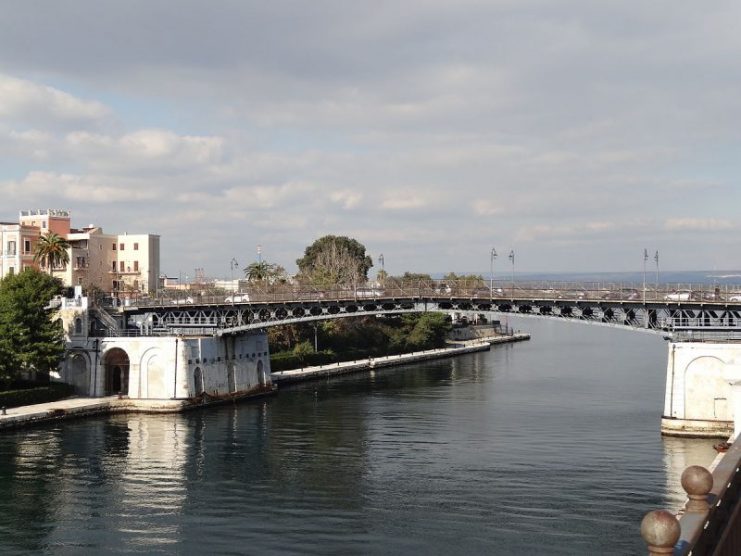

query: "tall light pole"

left=508, top=250, right=515, bottom=299
left=230, top=258, right=239, bottom=281
left=490, top=248, right=497, bottom=298
left=643, top=248, right=648, bottom=304
left=257, top=244, right=262, bottom=263
left=378, top=253, right=385, bottom=285
left=654, top=250, right=660, bottom=299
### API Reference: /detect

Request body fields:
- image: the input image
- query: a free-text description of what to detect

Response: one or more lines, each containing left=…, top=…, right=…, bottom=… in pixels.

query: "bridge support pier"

left=661, top=341, right=741, bottom=438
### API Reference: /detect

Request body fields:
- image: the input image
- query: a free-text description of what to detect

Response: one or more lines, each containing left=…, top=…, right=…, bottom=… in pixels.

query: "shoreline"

left=272, top=333, right=531, bottom=385
left=0, top=333, right=530, bottom=431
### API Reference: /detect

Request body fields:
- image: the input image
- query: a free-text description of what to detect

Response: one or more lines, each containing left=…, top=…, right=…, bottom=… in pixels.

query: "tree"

left=33, top=232, right=70, bottom=275
left=0, top=269, right=65, bottom=383
left=244, top=260, right=286, bottom=283
left=296, top=235, right=373, bottom=287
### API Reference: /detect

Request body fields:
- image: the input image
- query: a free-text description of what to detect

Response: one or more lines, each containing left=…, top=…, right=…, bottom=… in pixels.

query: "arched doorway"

left=66, top=352, right=90, bottom=395
left=104, top=348, right=130, bottom=396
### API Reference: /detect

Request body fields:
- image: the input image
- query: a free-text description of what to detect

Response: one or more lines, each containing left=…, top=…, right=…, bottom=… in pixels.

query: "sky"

left=1, top=1, right=740, bottom=279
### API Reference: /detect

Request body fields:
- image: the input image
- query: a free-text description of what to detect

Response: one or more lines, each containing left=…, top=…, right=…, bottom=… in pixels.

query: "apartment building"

left=0, top=222, right=41, bottom=277
left=1, top=210, right=160, bottom=294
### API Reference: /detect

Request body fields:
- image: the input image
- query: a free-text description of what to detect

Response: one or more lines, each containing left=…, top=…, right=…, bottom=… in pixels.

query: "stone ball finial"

left=681, top=465, right=713, bottom=513
left=640, top=510, right=681, bottom=555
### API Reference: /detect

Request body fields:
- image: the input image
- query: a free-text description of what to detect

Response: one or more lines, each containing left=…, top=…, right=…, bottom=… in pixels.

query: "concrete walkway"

left=0, top=396, right=197, bottom=430
left=272, top=333, right=530, bottom=385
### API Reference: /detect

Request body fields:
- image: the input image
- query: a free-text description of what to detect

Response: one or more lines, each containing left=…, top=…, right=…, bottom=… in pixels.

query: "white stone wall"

left=662, top=341, right=741, bottom=436
left=59, top=330, right=271, bottom=400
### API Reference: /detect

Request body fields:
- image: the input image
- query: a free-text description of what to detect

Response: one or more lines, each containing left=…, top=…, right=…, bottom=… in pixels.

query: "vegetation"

left=0, top=269, right=65, bottom=386
left=244, top=260, right=287, bottom=283
left=269, top=313, right=452, bottom=370
left=0, top=382, right=74, bottom=408
left=32, top=232, right=70, bottom=274
left=296, top=235, right=373, bottom=287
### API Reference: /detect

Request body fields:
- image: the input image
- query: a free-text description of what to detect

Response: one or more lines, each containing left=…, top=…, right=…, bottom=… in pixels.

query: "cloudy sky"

left=1, top=1, right=740, bottom=278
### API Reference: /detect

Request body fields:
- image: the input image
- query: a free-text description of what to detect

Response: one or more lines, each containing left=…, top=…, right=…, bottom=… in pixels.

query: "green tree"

left=244, top=260, right=286, bottom=283
left=33, top=232, right=70, bottom=275
left=0, top=269, right=65, bottom=383
left=296, top=235, right=373, bottom=287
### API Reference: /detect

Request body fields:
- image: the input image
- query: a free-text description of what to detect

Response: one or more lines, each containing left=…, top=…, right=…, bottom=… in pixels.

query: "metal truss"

left=119, top=294, right=741, bottom=339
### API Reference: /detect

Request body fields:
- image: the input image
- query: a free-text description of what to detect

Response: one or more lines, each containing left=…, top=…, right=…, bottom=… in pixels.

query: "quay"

left=272, top=333, right=530, bottom=385
left=0, top=333, right=530, bottom=430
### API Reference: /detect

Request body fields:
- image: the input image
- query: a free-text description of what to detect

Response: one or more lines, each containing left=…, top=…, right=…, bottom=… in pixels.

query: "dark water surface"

left=0, top=319, right=718, bottom=555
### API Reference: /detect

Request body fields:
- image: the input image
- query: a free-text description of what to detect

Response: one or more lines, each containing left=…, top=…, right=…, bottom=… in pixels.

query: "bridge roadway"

left=116, top=280, right=741, bottom=339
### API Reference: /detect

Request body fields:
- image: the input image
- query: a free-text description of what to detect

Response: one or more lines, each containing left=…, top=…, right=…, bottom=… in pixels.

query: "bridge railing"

left=97, top=279, right=741, bottom=309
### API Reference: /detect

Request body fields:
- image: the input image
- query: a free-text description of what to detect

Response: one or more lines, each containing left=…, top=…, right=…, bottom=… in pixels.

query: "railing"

left=111, top=279, right=741, bottom=309
left=641, top=442, right=741, bottom=555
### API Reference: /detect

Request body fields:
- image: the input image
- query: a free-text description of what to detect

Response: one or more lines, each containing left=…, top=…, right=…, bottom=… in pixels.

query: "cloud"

left=664, top=218, right=735, bottom=232
left=0, top=73, right=110, bottom=129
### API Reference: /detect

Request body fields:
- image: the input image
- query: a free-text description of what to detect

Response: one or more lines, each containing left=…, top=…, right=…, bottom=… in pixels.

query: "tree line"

left=0, top=269, right=65, bottom=388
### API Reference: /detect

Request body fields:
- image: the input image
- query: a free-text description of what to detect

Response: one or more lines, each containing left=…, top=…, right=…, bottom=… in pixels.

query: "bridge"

left=113, top=279, right=741, bottom=339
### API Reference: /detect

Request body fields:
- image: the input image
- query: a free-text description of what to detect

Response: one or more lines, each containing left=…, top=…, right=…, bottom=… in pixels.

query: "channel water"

left=0, top=318, right=718, bottom=554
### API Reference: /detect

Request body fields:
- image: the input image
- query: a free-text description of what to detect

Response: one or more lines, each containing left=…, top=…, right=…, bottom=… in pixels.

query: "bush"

left=0, top=383, right=75, bottom=409
left=270, top=350, right=336, bottom=371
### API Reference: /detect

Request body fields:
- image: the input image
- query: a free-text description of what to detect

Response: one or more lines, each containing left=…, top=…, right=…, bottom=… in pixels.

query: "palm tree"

left=244, top=260, right=286, bottom=283
left=33, top=232, right=70, bottom=275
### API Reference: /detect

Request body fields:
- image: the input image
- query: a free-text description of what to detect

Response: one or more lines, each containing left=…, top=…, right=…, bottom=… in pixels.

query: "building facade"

left=1, top=210, right=160, bottom=295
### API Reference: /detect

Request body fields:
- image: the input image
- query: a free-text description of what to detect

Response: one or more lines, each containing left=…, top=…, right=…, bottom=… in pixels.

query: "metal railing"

left=104, top=279, right=741, bottom=309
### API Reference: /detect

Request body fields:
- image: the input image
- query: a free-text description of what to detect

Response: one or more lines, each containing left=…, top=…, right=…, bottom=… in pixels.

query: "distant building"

left=1, top=209, right=160, bottom=294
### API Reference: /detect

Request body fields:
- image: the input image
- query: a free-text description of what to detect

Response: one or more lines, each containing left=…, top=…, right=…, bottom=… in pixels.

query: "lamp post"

left=654, top=250, right=660, bottom=299
left=490, top=248, right=497, bottom=299
left=378, top=253, right=385, bottom=286
left=508, top=250, right=515, bottom=299
left=643, top=248, right=648, bottom=304
left=230, top=258, right=239, bottom=282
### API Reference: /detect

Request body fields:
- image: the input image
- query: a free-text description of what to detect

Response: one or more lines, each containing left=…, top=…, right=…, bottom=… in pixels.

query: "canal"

left=0, top=318, right=717, bottom=554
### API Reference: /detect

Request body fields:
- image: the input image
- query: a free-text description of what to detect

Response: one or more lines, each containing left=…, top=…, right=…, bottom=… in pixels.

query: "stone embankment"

left=0, top=333, right=529, bottom=430
left=272, top=333, right=530, bottom=385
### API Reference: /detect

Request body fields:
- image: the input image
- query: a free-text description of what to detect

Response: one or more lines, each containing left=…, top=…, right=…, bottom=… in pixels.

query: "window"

left=119, top=243, right=125, bottom=251
left=134, top=243, right=139, bottom=251
left=74, top=318, right=83, bottom=335
left=42, top=221, right=47, bottom=229
left=111, top=261, right=116, bottom=272
left=112, top=243, right=116, bottom=250
left=7, top=241, right=15, bottom=255
left=133, top=261, right=139, bottom=271
left=24, top=240, right=31, bottom=253
left=119, top=261, right=125, bottom=272
left=8, top=267, right=14, bottom=275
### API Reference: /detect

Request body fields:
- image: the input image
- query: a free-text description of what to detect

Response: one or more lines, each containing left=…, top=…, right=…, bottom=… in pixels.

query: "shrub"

left=0, top=383, right=75, bottom=409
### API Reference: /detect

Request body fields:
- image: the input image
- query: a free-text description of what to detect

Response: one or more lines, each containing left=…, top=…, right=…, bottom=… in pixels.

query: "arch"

left=103, top=347, right=130, bottom=396
left=684, top=356, right=731, bottom=421
left=193, top=367, right=204, bottom=396
left=74, top=317, right=83, bottom=335
left=66, top=352, right=90, bottom=395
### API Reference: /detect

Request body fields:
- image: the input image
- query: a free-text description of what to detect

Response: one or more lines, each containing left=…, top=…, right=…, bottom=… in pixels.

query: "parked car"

left=729, top=294, right=741, bottom=302
left=225, top=294, right=250, bottom=303
left=171, top=297, right=194, bottom=305
left=664, top=290, right=691, bottom=302
left=355, top=288, right=382, bottom=299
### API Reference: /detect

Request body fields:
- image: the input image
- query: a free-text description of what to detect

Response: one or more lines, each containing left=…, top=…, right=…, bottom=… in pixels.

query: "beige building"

left=0, top=219, right=46, bottom=278
left=1, top=209, right=160, bottom=295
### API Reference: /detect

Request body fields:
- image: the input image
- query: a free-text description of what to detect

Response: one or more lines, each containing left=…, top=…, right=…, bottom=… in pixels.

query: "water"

left=0, top=318, right=719, bottom=554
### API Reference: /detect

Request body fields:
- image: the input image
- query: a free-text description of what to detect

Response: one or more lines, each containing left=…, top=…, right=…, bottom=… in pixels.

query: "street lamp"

left=490, top=248, right=497, bottom=298
left=643, top=248, right=648, bottom=304
left=230, top=258, right=239, bottom=281
left=508, top=250, right=515, bottom=299
left=654, top=250, right=660, bottom=299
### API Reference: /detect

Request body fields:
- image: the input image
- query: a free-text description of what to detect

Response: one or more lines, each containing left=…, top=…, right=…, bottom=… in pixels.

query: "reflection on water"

left=0, top=318, right=722, bottom=554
